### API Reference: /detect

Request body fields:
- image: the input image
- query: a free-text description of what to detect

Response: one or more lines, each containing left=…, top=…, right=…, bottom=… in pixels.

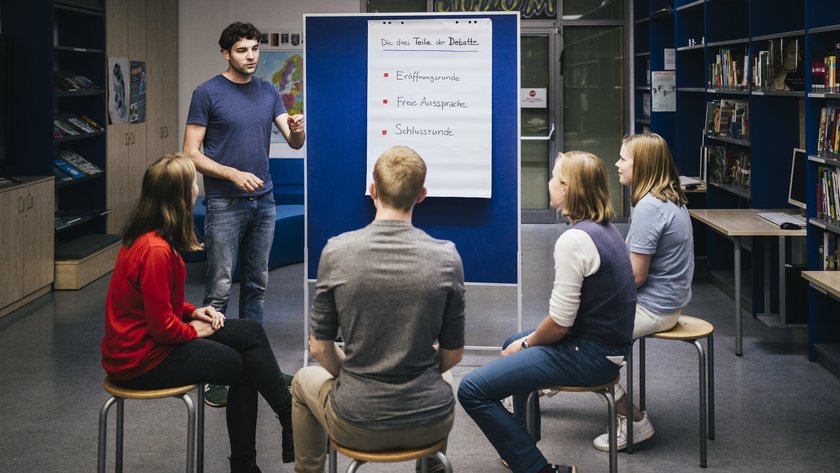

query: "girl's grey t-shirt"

left=310, top=220, right=465, bottom=430
left=626, top=193, right=694, bottom=313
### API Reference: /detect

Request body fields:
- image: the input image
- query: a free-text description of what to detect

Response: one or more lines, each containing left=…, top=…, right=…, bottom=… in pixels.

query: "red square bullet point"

left=383, top=99, right=388, bottom=104
left=383, top=72, right=389, bottom=77
left=381, top=130, right=387, bottom=135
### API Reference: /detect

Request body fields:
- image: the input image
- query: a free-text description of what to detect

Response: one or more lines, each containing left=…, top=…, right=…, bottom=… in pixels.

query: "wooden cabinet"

left=106, top=0, right=177, bottom=233
left=106, top=0, right=146, bottom=234
left=145, top=0, right=179, bottom=164
left=0, top=178, right=55, bottom=317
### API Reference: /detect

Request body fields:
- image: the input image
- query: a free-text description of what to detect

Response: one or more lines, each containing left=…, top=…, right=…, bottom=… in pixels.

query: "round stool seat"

left=104, top=378, right=198, bottom=400
left=329, top=438, right=446, bottom=464
left=544, top=374, right=620, bottom=394
left=649, top=315, right=714, bottom=341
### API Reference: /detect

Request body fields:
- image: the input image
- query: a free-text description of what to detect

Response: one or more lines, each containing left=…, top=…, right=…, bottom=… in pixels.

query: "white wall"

left=177, top=0, right=359, bottom=156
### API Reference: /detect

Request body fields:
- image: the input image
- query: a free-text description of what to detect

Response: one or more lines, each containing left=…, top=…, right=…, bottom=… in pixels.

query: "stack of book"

left=812, top=44, right=840, bottom=93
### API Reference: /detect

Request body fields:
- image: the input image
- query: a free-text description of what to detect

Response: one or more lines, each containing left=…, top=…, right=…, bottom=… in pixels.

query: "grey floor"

left=1, top=224, right=839, bottom=472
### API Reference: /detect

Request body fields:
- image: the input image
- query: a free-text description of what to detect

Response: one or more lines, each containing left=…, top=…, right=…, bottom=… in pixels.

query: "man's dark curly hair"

left=219, top=22, right=261, bottom=52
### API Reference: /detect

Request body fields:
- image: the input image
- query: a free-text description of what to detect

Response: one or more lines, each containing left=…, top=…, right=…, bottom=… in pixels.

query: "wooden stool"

left=97, top=378, right=205, bottom=473
left=327, top=438, right=451, bottom=473
left=626, top=315, right=714, bottom=467
left=525, top=374, right=621, bottom=473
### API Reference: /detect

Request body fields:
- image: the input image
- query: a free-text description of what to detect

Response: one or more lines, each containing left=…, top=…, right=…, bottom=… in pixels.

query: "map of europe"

left=256, top=51, right=304, bottom=143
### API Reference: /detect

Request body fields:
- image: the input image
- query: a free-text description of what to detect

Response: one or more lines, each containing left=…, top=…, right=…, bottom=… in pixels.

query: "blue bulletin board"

left=303, top=12, right=520, bottom=285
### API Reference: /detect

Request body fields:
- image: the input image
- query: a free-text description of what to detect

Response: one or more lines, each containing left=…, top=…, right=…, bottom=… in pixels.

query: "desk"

left=688, top=209, right=806, bottom=355
left=801, top=271, right=840, bottom=374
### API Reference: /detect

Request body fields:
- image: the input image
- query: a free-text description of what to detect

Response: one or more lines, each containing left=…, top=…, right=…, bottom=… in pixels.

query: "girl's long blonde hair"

left=623, top=133, right=687, bottom=207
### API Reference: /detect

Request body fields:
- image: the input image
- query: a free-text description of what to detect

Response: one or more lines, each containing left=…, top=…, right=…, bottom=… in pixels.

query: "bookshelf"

left=1, top=1, right=109, bottom=248
left=638, top=0, right=840, bottom=373
left=805, top=0, right=840, bottom=374
left=634, top=0, right=676, bottom=154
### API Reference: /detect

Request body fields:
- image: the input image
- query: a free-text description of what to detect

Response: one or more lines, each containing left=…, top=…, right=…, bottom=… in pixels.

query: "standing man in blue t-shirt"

left=184, top=22, right=305, bottom=408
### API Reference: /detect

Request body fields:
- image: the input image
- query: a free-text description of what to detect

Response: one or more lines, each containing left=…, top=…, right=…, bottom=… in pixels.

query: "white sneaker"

left=592, top=411, right=654, bottom=452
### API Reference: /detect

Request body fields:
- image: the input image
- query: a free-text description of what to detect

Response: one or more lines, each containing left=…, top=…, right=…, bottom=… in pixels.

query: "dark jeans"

left=113, top=319, right=291, bottom=460
left=458, top=330, right=629, bottom=473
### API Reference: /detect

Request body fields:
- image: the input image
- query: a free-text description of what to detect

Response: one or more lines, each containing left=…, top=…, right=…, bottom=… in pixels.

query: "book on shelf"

left=817, top=102, right=840, bottom=158
left=706, top=145, right=726, bottom=184
left=642, top=93, right=651, bottom=120
left=710, top=47, right=748, bottom=90
left=53, top=70, right=101, bottom=92
left=56, top=208, right=112, bottom=218
left=820, top=232, right=840, bottom=271
left=53, top=165, right=75, bottom=183
left=81, top=115, right=104, bottom=131
left=817, top=165, right=840, bottom=222
left=58, top=150, right=102, bottom=175
left=811, top=43, right=840, bottom=93
left=704, top=101, right=720, bottom=135
left=53, top=158, right=85, bottom=179
left=705, top=99, right=748, bottom=139
left=53, top=119, right=79, bottom=136
left=54, top=215, right=82, bottom=231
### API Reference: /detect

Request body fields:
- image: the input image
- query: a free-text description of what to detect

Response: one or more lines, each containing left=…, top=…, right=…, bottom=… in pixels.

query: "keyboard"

left=756, top=212, right=807, bottom=227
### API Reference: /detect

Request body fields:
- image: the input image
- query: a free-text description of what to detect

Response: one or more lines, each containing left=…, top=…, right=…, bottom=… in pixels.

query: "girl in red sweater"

left=101, top=153, right=292, bottom=473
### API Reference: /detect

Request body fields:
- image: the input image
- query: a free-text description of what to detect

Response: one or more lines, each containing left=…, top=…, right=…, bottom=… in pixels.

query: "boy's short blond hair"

left=373, top=146, right=427, bottom=211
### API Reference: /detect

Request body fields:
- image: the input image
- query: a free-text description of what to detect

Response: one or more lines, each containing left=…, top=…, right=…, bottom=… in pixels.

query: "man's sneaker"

left=548, top=464, right=578, bottom=473
left=592, top=411, right=655, bottom=452
left=204, top=384, right=228, bottom=408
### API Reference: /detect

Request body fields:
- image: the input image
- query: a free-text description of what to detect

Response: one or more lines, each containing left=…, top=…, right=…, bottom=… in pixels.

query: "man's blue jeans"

left=203, top=193, right=275, bottom=324
left=458, top=330, right=628, bottom=473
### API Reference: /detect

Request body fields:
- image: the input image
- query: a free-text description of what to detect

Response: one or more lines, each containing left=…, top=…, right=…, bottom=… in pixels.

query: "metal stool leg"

left=692, top=339, right=708, bottom=468
left=180, top=393, right=196, bottom=473
left=328, top=440, right=337, bottom=473
left=347, top=459, right=365, bottom=473
left=626, top=339, right=635, bottom=454
left=639, top=337, right=646, bottom=411
left=602, top=387, right=618, bottom=473
left=420, top=456, right=428, bottom=472
left=708, top=334, right=715, bottom=440
left=116, top=398, right=124, bottom=473
left=433, top=451, right=453, bottom=473
left=97, top=397, right=117, bottom=473
left=197, top=385, right=205, bottom=473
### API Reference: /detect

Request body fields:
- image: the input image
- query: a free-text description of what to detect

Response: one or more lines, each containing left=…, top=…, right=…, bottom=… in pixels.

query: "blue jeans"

left=458, top=331, right=629, bottom=473
left=203, top=193, right=275, bottom=324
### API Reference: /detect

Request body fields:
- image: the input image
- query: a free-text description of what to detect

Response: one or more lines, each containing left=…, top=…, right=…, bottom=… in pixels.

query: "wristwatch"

left=521, top=338, right=531, bottom=349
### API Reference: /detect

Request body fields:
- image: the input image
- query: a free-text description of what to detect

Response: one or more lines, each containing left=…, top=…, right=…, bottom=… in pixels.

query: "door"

left=521, top=21, right=626, bottom=222
left=520, top=29, right=561, bottom=223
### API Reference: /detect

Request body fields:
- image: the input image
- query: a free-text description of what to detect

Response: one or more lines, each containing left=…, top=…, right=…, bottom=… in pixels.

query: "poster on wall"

left=255, top=50, right=304, bottom=144
left=651, top=70, right=676, bottom=112
left=129, top=61, right=146, bottom=124
left=367, top=18, right=493, bottom=198
left=108, top=56, right=129, bottom=124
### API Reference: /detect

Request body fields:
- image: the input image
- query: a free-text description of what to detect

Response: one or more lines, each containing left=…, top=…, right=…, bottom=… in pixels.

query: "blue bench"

left=183, top=158, right=304, bottom=273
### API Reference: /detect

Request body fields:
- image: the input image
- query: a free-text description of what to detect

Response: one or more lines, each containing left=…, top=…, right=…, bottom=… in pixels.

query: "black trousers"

left=113, top=319, right=291, bottom=460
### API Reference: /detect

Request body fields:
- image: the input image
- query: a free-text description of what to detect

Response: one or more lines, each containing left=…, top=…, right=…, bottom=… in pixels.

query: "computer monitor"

left=788, top=148, right=807, bottom=210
